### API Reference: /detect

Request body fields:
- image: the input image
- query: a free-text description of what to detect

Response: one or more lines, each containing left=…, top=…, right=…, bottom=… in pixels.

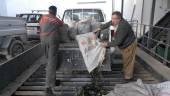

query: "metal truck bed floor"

left=12, top=49, right=160, bottom=96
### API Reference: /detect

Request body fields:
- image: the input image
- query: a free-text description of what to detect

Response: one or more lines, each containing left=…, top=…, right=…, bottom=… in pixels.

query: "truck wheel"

left=9, top=40, right=24, bottom=57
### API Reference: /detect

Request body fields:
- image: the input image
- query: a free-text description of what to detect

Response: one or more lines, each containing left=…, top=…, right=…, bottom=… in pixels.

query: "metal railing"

left=130, top=22, right=170, bottom=65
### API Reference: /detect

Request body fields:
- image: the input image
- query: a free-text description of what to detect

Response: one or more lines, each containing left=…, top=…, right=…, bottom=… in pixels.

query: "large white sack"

left=103, top=79, right=153, bottom=96
left=76, top=32, right=106, bottom=73
left=104, top=79, right=170, bottom=96
left=150, top=81, right=170, bottom=96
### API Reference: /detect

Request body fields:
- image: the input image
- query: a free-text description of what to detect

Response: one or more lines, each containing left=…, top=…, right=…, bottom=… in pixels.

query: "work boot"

left=45, top=87, right=55, bottom=96
left=55, top=80, right=61, bottom=86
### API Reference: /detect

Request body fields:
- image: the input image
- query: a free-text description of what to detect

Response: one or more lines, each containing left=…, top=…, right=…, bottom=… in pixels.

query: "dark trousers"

left=41, top=36, right=59, bottom=88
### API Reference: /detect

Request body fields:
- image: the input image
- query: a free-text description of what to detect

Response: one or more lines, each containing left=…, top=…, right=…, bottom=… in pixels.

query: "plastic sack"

left=104, top=79, right=170, bottom=96
left=103, top=79, right=153, bottom=96
left=77, top=20, right=91, bottom=34
left=76, top=32, right=106, bottom=73
left=69, top=19, right=101, bottom=40
left=150, top=81, right=170, bottom=96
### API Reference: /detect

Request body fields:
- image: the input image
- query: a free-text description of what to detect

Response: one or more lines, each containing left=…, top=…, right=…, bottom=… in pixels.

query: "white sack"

left=76, top=32, right=106, bottom=73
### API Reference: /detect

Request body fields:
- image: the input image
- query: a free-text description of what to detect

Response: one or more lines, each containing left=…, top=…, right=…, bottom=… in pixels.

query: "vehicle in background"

left=61, top=8, right=106, bottom=41
left=17, top=10, right=62, bottom=41
left=16, top=13, right=42, bottom=40
left=0, top=16, right=27, bottom=59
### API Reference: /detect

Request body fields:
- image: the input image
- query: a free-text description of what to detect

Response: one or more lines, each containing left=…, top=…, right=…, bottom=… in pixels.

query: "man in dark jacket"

left=39, top=6, right=63, bottom=95
left=99, top=11, right=137, bottom=81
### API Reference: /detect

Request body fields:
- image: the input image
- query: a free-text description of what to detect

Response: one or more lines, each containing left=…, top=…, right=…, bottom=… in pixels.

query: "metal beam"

left=121, top=0, right=124, bottom=16
left=141, top=0, right=144, bottom=24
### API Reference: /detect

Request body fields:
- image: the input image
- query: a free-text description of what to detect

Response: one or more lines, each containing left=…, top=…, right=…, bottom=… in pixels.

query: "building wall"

left=116, top=0, right=170, bottom=25
left=154, top=0, right=170, bottom=24
left=123, top=0, right=135, bottom=20
left=5, top=0, right=58, bottom=16
left=113, top=0, right=122, bottom=12
left=115, top=0, right=143, bottom=23
left=3, top=0, right=170, bottom=25
left=5, top=0, right=112, bottom=21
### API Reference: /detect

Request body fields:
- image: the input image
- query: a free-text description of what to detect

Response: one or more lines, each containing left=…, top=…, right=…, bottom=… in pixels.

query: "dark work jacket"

left=100, top=20, right=136, bottom=49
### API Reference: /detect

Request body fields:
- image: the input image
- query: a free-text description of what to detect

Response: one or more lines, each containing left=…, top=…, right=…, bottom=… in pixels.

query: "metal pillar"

left=150, top=0, right=156, bottom=25
left=147, top=0, right=156, bottom=48
left=121, top=0, right=124, bottom=16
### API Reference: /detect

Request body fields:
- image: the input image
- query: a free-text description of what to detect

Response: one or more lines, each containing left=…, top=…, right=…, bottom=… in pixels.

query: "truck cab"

left=62, top=8, right=106, bottom=24
left=61, top=8, right=106, bottom=41
left=16, top=13, right=42, bottom=40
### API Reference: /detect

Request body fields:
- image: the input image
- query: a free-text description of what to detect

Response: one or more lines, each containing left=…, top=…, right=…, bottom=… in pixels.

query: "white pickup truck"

left=16, top=11, right=61, bottom=40
left=16, top=13, right=42, bottom=40
left=61, top=8, right=106, bottom=41
left=0, top=16, right=27, bottom=59
left=62, top=8, right=105, bottom=23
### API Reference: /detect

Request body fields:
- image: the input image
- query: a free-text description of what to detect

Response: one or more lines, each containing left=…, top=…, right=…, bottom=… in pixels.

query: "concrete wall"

left=2, top=0, right=170, bottom=25
left=0, top=0, right=7, bottom=16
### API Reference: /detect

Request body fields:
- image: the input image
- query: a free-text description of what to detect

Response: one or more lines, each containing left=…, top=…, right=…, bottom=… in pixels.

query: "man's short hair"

left=49, top=6, right=57, bottom=15
left=112, top=11, right=123, bottom=19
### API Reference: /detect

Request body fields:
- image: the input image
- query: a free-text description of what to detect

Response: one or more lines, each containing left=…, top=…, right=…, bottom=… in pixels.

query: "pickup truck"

left=16, top=11, right=61, bottom=40
left=0, top=16, right=27, bottom=59
left=0, top=9, right=169, bottom=96
left=16, top=13, right=42, bottom=40
left=63, top=8, right=105, bottom=23
left=61, top=8, right=106, bottom=42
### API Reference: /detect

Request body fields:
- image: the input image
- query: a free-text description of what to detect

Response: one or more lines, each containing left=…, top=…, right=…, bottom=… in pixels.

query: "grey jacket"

left=100, top=20, right=136, bottom=49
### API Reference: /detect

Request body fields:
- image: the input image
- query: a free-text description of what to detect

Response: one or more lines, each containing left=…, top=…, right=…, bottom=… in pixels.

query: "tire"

left=9, top=40, right=24, bottom=57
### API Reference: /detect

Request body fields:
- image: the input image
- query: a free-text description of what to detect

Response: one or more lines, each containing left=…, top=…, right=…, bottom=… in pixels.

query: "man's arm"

left=55, top=17, right=63, bottom=26
left=100, top=20, right=112, bottom=30
left=107, top=23, right=128, bottom=47
left=92, top=21, right=112, bottom=33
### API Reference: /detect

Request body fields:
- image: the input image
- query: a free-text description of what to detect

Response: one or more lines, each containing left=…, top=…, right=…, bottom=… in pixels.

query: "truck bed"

left=13, top=44, right=160, bottom=96
left=13, top=62, right=159, bottom=96
left=0, top=43, right=164, bottom=96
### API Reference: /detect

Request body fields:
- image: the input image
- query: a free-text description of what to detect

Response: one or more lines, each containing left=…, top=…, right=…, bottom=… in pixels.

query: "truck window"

left=21, top=15, right=28, bottom=21
left=27, top=14, right=41, bottom=23
left=63, top=9, right=104, bottom=23
left=17, top=14, right=41, bottom=23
